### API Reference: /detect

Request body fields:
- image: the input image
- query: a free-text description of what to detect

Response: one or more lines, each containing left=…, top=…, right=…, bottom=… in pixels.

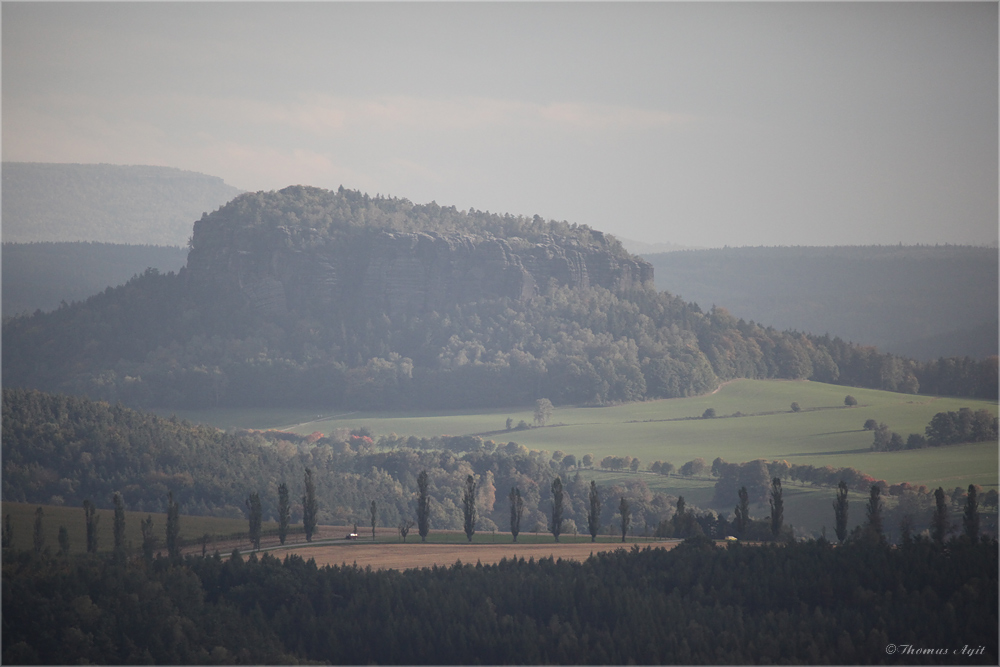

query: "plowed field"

left=265, top=540, right=680, bottom=571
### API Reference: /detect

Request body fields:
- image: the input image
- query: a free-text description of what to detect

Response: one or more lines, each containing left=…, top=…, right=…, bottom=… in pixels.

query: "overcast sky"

left=3, top=2, right=997, bottom=247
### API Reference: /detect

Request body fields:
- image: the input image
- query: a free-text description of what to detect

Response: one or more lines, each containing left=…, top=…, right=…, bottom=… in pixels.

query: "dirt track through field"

left=263, top=540, right=680, bottom=571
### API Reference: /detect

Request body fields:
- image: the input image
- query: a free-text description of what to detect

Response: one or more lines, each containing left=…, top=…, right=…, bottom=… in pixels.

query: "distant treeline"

left=3, top=537, right=996, bottom=664
left=870, top=407, right=998, bottom=452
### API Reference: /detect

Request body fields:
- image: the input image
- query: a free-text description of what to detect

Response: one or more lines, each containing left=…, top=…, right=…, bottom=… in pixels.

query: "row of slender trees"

left=829, top=481, right=983, bottom=545
left=14, top=469, right=982, bottom=560
left=250, top=467, right=989, bottom=549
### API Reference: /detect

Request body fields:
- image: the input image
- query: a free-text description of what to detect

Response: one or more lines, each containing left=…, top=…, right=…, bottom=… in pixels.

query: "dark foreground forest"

left=3, top=537, right=996, bottom=664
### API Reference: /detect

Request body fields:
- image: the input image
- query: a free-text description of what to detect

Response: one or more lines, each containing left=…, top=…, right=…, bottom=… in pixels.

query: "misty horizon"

left=3, top=2, right=996, bottom=248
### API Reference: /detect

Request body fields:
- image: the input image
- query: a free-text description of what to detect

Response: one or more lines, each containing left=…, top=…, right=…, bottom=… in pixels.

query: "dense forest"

left=2, top=242, right=188, bottom=318
left=1, top=162, right=242, bottom=246
left=3, top=537, right=996, bottom=664
left=3, top=187, right=996, bottom=410
left=643, top=245, right=998, bottom=361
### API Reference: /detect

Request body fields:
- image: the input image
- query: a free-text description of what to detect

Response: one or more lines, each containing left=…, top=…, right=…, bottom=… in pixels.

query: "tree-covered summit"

left=191, top=185, right=623, bottom=253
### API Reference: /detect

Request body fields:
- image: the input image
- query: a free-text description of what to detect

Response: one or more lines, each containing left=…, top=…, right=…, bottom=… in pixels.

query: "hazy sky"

left=3, top=2, right=997, bottom=247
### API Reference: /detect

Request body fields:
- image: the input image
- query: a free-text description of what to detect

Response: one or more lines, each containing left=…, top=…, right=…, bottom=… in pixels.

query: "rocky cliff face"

left=186, top=228, right=653, bottom=320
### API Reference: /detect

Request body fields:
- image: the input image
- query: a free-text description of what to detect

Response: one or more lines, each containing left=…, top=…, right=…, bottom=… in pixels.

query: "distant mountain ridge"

left=642, top=245, right=999, bottom=361
left=1, top=162, right=243, bottom=245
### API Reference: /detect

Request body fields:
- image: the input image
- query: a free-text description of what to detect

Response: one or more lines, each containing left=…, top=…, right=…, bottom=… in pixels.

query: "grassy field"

left=157, top=379, right=998, bottom=491
left=144, top=379, right=998, bottom=539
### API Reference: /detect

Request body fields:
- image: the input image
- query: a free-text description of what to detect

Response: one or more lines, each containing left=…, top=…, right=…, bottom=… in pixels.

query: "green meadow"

left=145, top=379, right=999, bottom=538
left=160, top=379, right=998, bottom=491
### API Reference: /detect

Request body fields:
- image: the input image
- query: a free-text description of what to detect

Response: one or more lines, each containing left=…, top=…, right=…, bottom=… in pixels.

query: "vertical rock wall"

left=186, top=229, right=653, bottom=320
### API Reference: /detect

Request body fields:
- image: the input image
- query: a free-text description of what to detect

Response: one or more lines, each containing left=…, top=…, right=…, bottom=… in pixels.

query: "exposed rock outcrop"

left=187, top=228, right=653, bottom=320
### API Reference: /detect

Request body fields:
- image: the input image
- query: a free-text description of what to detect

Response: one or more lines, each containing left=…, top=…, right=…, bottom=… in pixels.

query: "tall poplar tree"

left=370, top=500, right=378, bottom=541
left=417, top=470, right=430, bottom=542
left=33, top=507, right=44, bottom=553
left=277, top=482, right=290, bottom=546
left=462, top=475, right=477, bottom=542
left=673, top=496, right=688, bottom=538
left=58, top=526, right=70, bottom=556
left=769, top=478, right=784, bottom=540
left=509, top=486, right=524, bottom=543
left=834, top=481, right=849, bottom=544
left=587, top=480, right=601, bottom=543
left=865, top=484, right=883, bottom=541
left=141, top=514, right=155, bottom=564
left=246, top=492, right=262, bottom=550
left=302, top=469, right=317, bottom=542
left=550, top=477, right=564, bottom=542
left=83, top=499, right=99, bottom=554
left=113, top=491, right=126, bottom=560
left=619, top=497, right=631, bottom=543
left=2, top=513, right=13, bottom=549
left=932, top=487, right=949, bottom=545
left=735, top=486, right=750, bottom=537
left=963, top=484, right=979, bottom=542
left=166, top=492, right=180, bottom=561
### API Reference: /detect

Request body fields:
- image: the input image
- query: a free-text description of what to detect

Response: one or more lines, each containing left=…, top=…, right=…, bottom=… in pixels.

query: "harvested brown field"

left=265, top=539, right=681, bottom=571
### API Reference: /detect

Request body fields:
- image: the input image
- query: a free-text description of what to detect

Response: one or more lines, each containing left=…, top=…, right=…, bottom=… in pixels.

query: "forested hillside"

left=643, top=246, right=999, bottom=361
left=3, top=186, right=996, bottom=409
left=2, top=242, right=188, bottom=318
left=1, top=162, right=242, bottom=245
